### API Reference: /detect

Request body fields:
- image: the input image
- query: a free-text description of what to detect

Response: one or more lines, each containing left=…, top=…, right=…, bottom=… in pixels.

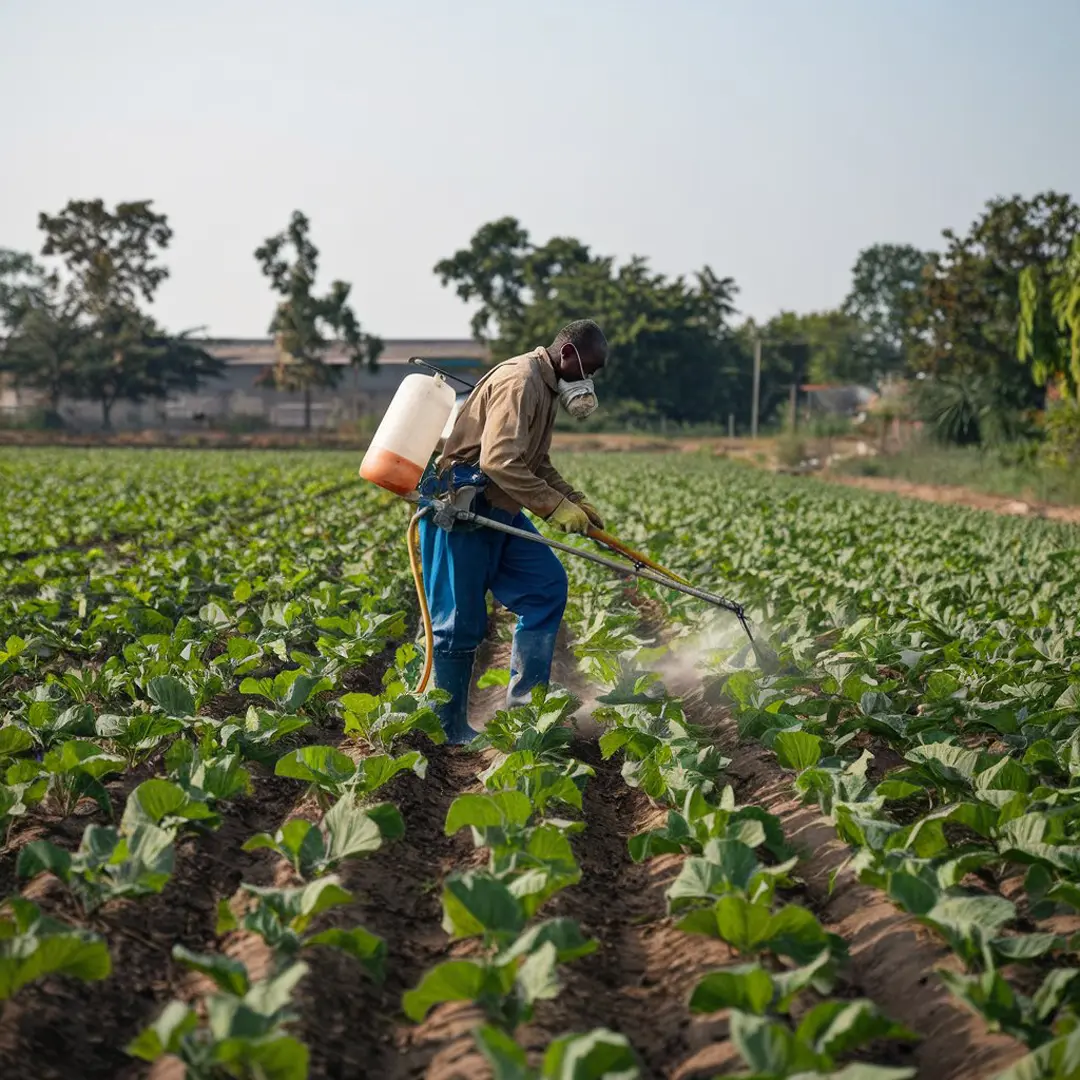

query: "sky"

left=2, top=0, right=1078, bottom=341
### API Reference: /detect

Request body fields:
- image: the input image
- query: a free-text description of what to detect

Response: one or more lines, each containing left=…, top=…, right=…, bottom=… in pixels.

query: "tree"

left=434, top=218, right=748, bottom=424
left=0, top=249, right=49, bottom=333
left=77, top=313, right=226, bottom=429
left=843, top=243, right=931, bottom=378
left=909, top=192, right=1080, bottom=409
left=30, top=198, right=222, bottom=427
left=0, top=275, right=86, bottom=421
left=1018, top=233, right=1080, bottom=400
left=255, top=211, right=382, bottom=431
left=37, top=199, right=172, bottom=318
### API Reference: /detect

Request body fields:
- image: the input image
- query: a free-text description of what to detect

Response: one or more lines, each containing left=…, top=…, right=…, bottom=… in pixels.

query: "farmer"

left=419, top=319, right=608, bottom=743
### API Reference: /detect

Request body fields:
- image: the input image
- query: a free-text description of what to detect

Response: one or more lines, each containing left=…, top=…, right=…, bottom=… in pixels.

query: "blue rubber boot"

left=507, top=629, right=559, bottom=709
left=432, top=651, right=477, bottom=745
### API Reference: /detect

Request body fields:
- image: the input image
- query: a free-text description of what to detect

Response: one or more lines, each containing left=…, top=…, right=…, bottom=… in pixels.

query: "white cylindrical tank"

left=359, top=373, right=456, bottom=496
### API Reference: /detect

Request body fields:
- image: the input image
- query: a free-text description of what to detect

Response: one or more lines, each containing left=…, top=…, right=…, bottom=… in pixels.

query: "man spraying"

left=418, top=319, right=608, bottom=743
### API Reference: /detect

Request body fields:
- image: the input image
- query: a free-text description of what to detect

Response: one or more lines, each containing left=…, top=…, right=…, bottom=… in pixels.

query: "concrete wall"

left=1, top=337, right=490, bottom=431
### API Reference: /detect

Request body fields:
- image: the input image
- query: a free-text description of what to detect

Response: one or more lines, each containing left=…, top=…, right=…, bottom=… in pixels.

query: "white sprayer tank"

left=359, top=372, right=456, bottom=496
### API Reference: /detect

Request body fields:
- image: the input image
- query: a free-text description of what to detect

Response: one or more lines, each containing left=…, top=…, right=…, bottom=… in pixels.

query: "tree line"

left=2, top=192, right=1079, bottom=436
left=0, top=205, right=380, bottom=430
left=434, top=191, right=1080, bottom=436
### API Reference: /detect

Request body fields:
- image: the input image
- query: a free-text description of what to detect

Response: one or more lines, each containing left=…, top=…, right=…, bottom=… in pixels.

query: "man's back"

left=439, top=347, right=564, bottom=516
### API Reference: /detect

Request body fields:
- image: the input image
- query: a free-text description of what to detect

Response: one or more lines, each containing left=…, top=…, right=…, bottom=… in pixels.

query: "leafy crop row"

left=404, top=683, right=641, bottom=1077
left=553, top=453, right=1080, bottom=1079
left=125, top=656, right=443, bottom=1078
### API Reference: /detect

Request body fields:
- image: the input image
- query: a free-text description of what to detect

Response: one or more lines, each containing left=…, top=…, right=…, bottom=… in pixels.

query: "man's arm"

left=535, top=453, right=584, bottom=503
left=478, top=379, right=566, bottom=518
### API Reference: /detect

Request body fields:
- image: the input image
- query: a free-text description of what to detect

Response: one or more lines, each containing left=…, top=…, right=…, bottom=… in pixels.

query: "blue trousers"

left=418, top=496, right=568, bottom=735
left=418, top=497, right=568, bottom=653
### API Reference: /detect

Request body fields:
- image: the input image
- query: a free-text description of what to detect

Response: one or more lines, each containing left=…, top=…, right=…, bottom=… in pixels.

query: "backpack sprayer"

left=358, top=357, right=756, bottom=693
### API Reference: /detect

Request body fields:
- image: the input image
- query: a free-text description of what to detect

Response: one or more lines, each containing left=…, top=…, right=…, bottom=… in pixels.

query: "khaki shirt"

left=438, top=347, right=582, bottom=517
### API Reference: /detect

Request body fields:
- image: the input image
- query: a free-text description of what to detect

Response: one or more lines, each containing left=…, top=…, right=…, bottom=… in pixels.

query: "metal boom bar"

left=451, top=508, right=754, bottom=641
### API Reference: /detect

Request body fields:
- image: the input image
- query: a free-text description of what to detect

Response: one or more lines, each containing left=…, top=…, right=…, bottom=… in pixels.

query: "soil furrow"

left=291, top=743, right=483, bottom=1080
left=694, top=697, right=1029, bottom=1080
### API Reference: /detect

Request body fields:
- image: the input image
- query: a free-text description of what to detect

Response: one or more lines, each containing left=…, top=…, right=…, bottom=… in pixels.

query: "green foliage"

left=2, top=201, right=224, bottom=427
left=911, top=191, right=1080, bottom=409
left=1018, top=234, right=1080, bottom=400
left=434, top=216, right=747, bottom=424
left=912, top=372, right=1031, bottom=447
left=17, top=823, right=175, bottom=914
left=127, top=954, right=310, bottom=1079
left=843, top=243, right=932, bottom=377
left=0, top=897, right=111, bottom=1001
left=242, top=797, right=403, bottom=879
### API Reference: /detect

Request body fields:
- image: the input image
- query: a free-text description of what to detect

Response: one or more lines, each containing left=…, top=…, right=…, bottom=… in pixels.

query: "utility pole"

left=751, top=333, right=761, bottom=438
left=727, top=412, right=734, bottom=439
left=789, top=382, right=798, bottom=432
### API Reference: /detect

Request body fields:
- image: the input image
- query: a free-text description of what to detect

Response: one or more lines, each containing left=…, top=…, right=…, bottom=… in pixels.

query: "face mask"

left=556, top=344, right=599, bottom=419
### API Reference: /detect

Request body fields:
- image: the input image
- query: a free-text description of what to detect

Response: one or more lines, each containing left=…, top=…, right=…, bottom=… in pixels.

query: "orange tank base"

left=358, top=447, right=425, bottom=497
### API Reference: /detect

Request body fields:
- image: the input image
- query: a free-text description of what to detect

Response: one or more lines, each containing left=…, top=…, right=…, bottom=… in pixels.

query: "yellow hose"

left=586, top=527, right=693, bottom=587
left=406, top=510, right=688, bottom=696
left=406, top=511, right=434, bottom=693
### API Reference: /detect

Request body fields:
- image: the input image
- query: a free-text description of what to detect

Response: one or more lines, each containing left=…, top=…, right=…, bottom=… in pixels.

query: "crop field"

left=1, top=447, right=1079, bottom=1080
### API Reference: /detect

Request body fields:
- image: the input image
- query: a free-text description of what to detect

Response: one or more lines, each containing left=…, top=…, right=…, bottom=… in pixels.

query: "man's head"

left=550, top=319, right=608, bottom=380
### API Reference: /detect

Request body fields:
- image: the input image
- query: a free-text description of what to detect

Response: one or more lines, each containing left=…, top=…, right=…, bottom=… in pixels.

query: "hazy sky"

left=2, top=0, right=1078, bottom=340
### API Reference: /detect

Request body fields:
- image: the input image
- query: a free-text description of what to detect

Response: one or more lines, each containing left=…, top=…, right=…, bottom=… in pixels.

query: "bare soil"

left=0, top=629, right=1037, bottom=1080
left=819, top=472, right=1080, bottom=525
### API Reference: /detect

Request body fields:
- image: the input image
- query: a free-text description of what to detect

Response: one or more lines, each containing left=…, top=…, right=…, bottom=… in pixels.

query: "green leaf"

left=0, top=725, right=34, bottom=759
left=515, top=941, right=562, bottom=1006
left=922, top=895, right=1016, bottom=958
left=774, top=730, right=823, bottom=771
left=274, top=745, right=355, bottom=789
left=147, top=675, right=196, bottom=717
left=125, top=1001, right=198, bottom=1061
left=121, top=778, right=217, bottom=831
left=0, top=912, right=111, bottom=1000
left=700, top=838, right=761, bottom=891
left=445, top=791, right=533, bottom=835
left=16, top=840, right=73, bottom=883
left=351, top=751, right=426, bottom=796
left=689, top=964, right=775, bottom=1015
left=496, top=919, right=598, bottom=966
left=222, top=1035, right=310, bottom=1080
left=171, top=945, right=249, bottom=995
left=442, top=873, right=525, bottom=941
left=323, top=797, right=401, bottom=863
left=796, top=998, right=917, bottom=1059
left=402, top=959, right=492, bottom=1022
left=473, top=1025, right=533, bottom=1080
left=540, top=1027, right=641, bottom=1079
left=729, top=1009, right=821, bottom=1074
left=677, top=894, right=772, bottom=951
left=306, top=926, right=386, bottom=982
left=477, top=668, right=512, bottom=689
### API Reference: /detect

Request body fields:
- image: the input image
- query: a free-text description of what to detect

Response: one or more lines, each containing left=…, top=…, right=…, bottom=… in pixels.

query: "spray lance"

left=358, top=357, right=758, bottom=693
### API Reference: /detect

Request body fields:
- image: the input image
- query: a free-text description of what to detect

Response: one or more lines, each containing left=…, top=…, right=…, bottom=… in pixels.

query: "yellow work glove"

left=547, top=497, right=591, bottom=535
left=572, top=497, right=605, bottom=530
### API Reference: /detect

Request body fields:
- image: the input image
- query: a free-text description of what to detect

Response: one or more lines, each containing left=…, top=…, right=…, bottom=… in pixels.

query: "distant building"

left=800, top=384, right=876, bottom=419
left=2, top=337, right=490, bottom=431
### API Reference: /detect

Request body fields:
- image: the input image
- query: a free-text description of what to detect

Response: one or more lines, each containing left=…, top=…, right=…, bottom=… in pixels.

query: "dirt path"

left=818, top=472, right=1080, bottom=525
